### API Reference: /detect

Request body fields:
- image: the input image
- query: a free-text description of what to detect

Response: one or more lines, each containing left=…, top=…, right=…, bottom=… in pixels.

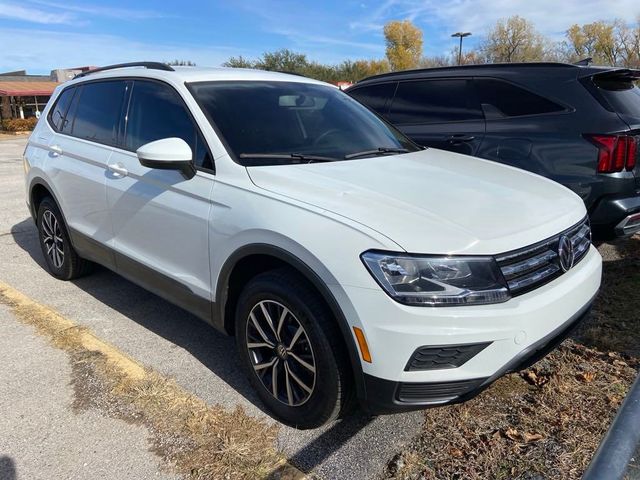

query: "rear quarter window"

left=48, top=87, right=75, bottom=131
left=474, top=79, right=565, bottom=118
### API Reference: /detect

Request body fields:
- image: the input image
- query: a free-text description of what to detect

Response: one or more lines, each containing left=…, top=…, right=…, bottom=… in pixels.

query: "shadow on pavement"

left=286, top=414, right=375, bottom=472
left=11, top=217, right=265, bottom=412
left=10, top=217, right=375, bottom=475
left=0, top=456, right=17, bottom=480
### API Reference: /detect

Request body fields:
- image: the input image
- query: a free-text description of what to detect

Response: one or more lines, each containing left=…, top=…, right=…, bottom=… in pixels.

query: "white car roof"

left=64, top=65, right=331, bottom=88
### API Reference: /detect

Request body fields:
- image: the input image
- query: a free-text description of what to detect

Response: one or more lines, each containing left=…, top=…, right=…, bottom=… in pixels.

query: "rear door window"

left=474, top=78, right=565, bottom=118
left=348, top=82, right=397, bottom=115
left=125, top=80, right=213, bottom=170
left=71, top=81, right=128, bottom=145
left=387, top=79, right=482, bottom=125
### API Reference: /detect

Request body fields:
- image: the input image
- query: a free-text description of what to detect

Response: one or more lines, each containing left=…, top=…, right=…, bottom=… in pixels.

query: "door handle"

left=49, top=145, right=63, bottom=157
left=107, top=163, right=128, bottom=177
left=447, top=135, right=475, bottom=144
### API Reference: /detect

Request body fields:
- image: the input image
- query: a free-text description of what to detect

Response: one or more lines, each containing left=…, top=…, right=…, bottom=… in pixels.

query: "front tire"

left=36, top=197, right=92, bottom=280
left=235, top=268, right=352, bottom=429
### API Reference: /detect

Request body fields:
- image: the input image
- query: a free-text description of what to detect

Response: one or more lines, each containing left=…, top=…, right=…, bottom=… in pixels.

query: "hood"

left=247, top=149, right=586, bottom=254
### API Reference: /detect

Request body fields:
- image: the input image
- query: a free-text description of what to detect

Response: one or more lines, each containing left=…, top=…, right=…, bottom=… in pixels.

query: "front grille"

left=397, top=378, right=486, bottom=403
left=405, top=342, right=491, bottom=371
left=496, top=217, right=591, bottom=296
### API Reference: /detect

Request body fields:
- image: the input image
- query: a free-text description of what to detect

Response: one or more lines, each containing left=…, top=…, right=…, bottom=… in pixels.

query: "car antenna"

left=574, top=57, right=593, bottom=66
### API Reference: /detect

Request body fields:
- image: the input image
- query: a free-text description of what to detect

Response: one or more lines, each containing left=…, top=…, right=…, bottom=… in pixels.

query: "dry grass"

left=579, top=236, right=640, bottom=357
left=386, top=236, right=640, bottom=480
left=0, top=282, right=303, bottom=480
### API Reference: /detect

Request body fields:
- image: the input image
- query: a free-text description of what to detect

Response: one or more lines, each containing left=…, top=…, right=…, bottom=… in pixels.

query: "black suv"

left=347, top=63, right=640, bottom=239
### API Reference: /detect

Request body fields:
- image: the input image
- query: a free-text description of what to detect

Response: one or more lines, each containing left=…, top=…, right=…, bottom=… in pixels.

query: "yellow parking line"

left=0, top=281, right=305, bottom=480
left=0, top=281, right=146, bottom=380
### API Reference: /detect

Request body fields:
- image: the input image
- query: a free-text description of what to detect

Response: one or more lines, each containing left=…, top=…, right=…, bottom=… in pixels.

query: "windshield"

left=188, top=81, right=419, bottom=166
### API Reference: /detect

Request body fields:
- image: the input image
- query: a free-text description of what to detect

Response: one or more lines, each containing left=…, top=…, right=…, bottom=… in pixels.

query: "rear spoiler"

left=579, top=68, right=640, bottom=82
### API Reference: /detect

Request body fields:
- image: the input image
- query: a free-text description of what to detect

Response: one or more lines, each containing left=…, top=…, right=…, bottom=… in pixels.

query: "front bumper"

left=362, top=300, right=593, bottom=414
left=345, top=246, right=602, bottom=413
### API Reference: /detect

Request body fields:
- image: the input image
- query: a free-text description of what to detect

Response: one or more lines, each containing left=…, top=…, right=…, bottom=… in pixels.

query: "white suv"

left=24, top=62, right=602, bottom=428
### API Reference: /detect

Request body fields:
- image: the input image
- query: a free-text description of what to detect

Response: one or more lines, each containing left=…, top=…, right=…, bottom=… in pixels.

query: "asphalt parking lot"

left=0, top=136, right=423, bottom=479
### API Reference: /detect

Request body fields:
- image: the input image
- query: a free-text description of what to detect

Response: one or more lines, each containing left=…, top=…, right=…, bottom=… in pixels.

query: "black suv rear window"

left=474, top=79, right=565, bottom=118
left=388, top=79, right=482, bottom=124
left=593, top=76, right=640, bottom=117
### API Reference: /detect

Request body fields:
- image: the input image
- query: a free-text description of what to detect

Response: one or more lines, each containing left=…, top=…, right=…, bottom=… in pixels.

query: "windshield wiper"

left=344, top=147, right=410, bottom=160
left=238, top=153, right=338, bottom=163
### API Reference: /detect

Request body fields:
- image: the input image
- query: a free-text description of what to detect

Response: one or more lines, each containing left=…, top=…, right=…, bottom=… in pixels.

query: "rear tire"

left=36, top=196, right=93, bottom=280
left=235, top=268, right=352, bottom=429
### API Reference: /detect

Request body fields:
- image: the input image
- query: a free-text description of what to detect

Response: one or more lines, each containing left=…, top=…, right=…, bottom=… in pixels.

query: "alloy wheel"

left=246, top=300, right=317, bottom=406
left=42, top=209, right=64, bottom=269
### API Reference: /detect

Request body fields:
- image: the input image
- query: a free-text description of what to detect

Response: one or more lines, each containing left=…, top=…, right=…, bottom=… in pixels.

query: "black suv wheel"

left=235, top=268, right=352, bottom=429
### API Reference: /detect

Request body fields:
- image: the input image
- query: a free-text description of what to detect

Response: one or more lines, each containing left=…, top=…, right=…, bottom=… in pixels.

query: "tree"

left=166, top=60, right=196, bottom=66
left=222, top=56, right=255, bottom=68
left=255, top=49, right=310, bottom=73
left=481, top=16, right=545, bottom=62
left=617, top=17, right=640, bottom=67
left=383, top=20, right=423, bottom=71
left=335, top=59, right=390, bottom=82
left=564, top=19, right=640, bottom=67
left=565, top=21, right=621, bottom=65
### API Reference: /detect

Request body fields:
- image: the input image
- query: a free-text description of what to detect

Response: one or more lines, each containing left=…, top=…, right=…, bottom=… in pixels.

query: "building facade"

left=0, top=67, right=92, bottom=120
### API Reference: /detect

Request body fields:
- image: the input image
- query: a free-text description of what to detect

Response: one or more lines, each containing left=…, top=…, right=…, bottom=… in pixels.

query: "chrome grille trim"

left=496, top=217, right=591, bottom=296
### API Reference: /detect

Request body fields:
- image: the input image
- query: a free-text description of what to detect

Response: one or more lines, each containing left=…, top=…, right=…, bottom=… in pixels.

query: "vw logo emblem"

left=558, top=235, right=575, bottom=272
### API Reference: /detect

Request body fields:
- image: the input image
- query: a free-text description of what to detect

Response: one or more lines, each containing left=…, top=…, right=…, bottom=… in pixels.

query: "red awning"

left=0, top=81, right=59, bottom=96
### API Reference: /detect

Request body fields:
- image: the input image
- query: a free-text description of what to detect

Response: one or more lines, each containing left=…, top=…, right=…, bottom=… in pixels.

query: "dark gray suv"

left=347, top=63, right=640, bottom=240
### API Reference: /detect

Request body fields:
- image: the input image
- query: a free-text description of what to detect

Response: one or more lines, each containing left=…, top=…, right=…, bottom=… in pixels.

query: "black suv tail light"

left=585, top=134, right=637, bottom=173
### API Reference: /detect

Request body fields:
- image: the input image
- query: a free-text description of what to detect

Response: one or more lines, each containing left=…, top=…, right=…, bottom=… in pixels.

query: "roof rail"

left=356, top=62, right=577, bottom=84
left=74, top=62, right=174, bottom=79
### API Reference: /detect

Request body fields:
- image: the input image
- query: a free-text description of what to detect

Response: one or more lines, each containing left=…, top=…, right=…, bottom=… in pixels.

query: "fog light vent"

left=404, top=342, right=491, bottom=371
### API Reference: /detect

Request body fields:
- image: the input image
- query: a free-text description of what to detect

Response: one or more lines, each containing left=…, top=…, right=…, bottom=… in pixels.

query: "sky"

left=0, top=0, right=639, bottom=74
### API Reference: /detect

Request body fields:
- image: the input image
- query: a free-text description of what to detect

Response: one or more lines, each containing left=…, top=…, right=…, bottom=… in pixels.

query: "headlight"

left=361, top=251, right=510, bottom=306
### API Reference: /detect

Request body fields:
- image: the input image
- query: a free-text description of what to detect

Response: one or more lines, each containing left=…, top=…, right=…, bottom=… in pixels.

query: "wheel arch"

left=215, top=243, right=366, bottom=400
left=28, top=177, right=61, bottom=222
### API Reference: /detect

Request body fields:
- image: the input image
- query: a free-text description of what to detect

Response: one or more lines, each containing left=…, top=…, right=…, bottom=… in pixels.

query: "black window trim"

left=387, top=77, right=485, bottom=127
left=472, top=76, right=574, bottom=120
left=46, top=76, right=216, bottom=175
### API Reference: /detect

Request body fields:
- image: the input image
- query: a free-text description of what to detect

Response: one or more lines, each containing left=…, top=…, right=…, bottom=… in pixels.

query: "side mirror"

left=136, top=137, right=196, bottom=179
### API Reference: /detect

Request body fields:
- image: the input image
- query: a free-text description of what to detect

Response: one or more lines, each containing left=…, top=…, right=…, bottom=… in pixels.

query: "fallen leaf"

left=607, top=395, right=622, bottom=406
left=522, top=370, right=550, bottom=387
left=577, top=372, right=596, bottom=383
left=523, top=432, right=544, bottom=443
left=504, top=427, right=519, bottom=441
left=448, top=447, right=464, bottom=458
